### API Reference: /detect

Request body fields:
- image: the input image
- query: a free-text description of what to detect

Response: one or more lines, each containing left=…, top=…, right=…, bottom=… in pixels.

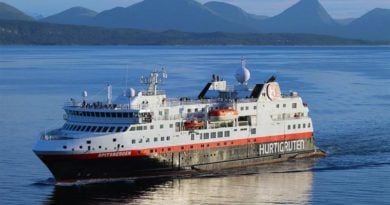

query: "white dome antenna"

left=235, top=59, right=251, bottom=84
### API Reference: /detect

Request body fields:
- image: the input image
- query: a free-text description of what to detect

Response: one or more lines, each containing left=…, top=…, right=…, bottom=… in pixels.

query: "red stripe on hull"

left=38, top=132, right=313, bottom=161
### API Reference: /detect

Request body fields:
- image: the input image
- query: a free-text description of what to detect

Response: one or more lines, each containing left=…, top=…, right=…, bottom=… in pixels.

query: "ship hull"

left=35, top=137, right=324, bottom=183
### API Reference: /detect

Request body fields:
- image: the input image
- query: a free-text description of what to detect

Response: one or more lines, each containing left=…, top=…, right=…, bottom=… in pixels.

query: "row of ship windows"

left=240, top=106, right=257, bottom=111
left=129, top=130, right=233, bottom=144
left=276, top=103, right=297, bottom=109
left=287, top=123, right=311, bottom=130
left=129, top=123, right=174, bottom=131
left=67, top=110, right=138, bottom=118
left=62, top=124, right=129, bottom=133
left=131, top=136, right=171, bottom=144
left=193, top=130, right=231, bottom=140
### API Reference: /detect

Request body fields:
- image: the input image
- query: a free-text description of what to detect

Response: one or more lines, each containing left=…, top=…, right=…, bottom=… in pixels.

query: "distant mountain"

left=335, top=18, right=355, bottom=25
left=343, top=8, right=390, bottom=40
left=42, top=7, right=97, bottom=25
left=0, top=19, right=375, bottom=45
left=204, top=1, right=264, bottom=30
left=260, top=0, right=338, bottom=34
left=0, top=2, right=33, bottom=21
left=93, top=0, right=252, bottom=32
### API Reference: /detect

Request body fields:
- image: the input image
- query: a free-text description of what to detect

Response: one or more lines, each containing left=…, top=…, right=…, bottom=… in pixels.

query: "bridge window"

left=137, top=126, right=142, bottom=131
left=109, top=127, right=115, bottom=132
left=117, top=113, right=123, bottom=118
left=102, top=127, right=109, bottom=132
left=115, top=127, right=122, bottom=132
left=123, top=113, right=128, bottom=118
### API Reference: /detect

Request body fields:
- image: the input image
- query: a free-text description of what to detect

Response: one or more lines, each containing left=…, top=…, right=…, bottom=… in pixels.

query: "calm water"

left=0, top=46, right=389, bottom=204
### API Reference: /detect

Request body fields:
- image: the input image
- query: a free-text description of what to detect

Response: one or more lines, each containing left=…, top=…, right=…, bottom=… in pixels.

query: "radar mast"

left=140, top=68, right=168, bottom=95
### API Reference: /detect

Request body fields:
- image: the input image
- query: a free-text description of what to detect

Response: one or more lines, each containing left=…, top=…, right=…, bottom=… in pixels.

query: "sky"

left=3, top=0, right=390, bottom=19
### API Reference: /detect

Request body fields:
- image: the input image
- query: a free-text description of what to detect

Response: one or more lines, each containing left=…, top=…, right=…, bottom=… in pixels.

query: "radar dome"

left=235, top=60, right=251, bottom=84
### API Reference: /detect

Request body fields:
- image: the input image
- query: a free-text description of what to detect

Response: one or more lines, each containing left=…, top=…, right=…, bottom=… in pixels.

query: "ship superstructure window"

left=109, top=127, right=115, bottom=132
left=303, top=124, right=306, bottom=128
left=218, top=131, right=223, bottom=138
left=204, top=133, right=210, bottom=139
left=191, top=134, right=194, bottom=140
left=293, top=125, right=296, bottom=129
left=130, top=127, right=135, bottom=131
left=276, top=104, right=280, bottom=108
left=288, top=125, right=291, bottom=130
left=154, top=137, right=158, bottom=142
left=292, top=103, right=297, bottom=109
left=169, top=124, right=173, bottom=128
left=251, top=128, right=256, bottom=135
left=115, top=127, right=122, bottom=132
left=308, top=123, right=311, bottom=128
left=211, top=132, right=216, bottom=139
left=283, top=104, right=286, bottom=108
left=161, top=137, right=165, bottom=141
left=224, top=131, right=230, bottom=137
left=132, top=139, right=136, bottom=144
left=298, top=124, right=301, bottom=129
left=146, top=138, right=150, bottom=143
left=160, top=124, right=164, bottom=129
left=150, top=125, right=154, bottom=130
left=166, top=136, right=170, bottom=141
left=254, top=106, right=257, bottom=110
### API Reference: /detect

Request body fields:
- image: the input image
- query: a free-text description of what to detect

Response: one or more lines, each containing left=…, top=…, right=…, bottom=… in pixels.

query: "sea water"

left=0, top=46, right=389, bottom=204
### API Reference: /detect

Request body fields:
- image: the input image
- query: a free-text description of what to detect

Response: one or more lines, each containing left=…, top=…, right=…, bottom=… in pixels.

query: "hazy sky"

left=3, top=0, right=390, bottom=19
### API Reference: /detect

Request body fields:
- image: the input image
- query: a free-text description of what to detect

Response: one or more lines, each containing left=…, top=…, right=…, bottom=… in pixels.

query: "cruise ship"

left=33, top=61, right=325, bottom=182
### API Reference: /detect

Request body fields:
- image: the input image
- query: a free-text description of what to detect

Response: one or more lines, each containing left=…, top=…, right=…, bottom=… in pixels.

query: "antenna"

left=107, top=83, right=112, bottom=104
left=140, top=68, right=168, bottom=95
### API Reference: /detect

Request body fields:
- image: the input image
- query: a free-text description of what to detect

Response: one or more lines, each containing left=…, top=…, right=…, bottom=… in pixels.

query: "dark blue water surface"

left=0, top=46, right=389, bottom=204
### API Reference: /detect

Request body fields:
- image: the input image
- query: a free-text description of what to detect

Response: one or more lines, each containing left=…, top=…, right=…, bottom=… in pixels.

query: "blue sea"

left=0, top=46, right=389, bottom=204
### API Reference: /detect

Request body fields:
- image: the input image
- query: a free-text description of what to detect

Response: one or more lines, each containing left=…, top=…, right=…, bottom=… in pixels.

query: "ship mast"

left=140, top=68, right=168, bottom=95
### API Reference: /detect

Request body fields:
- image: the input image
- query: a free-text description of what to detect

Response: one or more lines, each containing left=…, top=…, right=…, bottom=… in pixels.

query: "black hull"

left=36, top=138, right=325, bottom=182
